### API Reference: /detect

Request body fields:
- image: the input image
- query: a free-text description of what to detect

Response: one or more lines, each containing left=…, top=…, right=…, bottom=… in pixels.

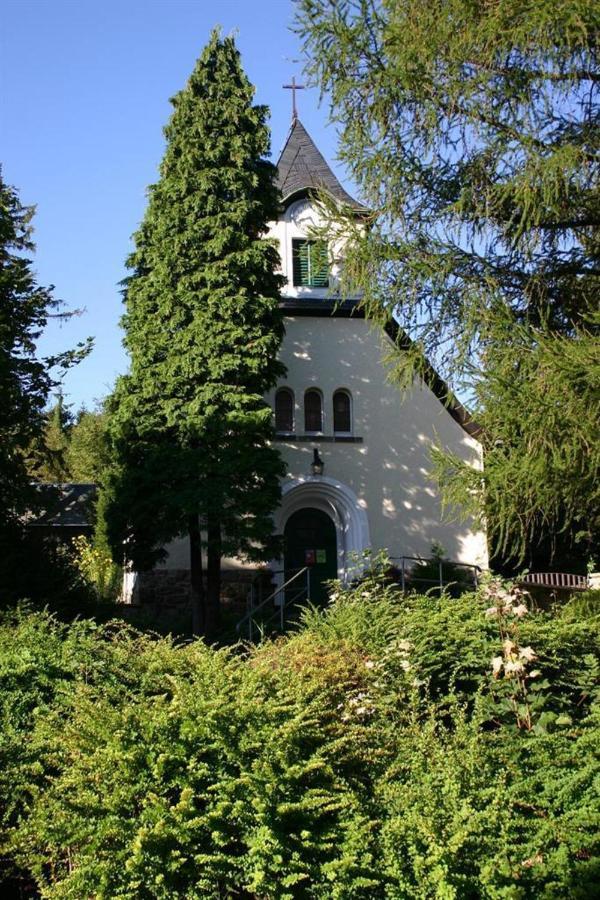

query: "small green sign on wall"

left=316, top=549, right=327, bottom=564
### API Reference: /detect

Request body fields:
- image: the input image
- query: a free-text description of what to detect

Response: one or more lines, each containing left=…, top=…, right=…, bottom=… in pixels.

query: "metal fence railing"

left=388, top=556, right=480, bottom=595
left=236, top=567, right=311, bottom=642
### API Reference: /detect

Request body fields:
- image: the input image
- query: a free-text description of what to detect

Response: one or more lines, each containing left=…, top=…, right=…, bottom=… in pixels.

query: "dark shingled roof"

left=26, top=483, right=97, bottom=528
left=276, top=117, right=365, bottom=209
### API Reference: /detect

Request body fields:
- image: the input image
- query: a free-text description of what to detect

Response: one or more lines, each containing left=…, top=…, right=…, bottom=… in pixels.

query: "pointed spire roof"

left=276, top=117, right=365, bottom=210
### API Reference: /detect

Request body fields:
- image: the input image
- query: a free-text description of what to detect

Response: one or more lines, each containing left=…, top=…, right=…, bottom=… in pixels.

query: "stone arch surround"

left=273, top=476, right=371, bottom=583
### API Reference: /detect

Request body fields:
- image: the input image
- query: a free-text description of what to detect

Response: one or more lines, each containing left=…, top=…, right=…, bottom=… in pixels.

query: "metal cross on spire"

left=283, top=75, right=305, bottom=120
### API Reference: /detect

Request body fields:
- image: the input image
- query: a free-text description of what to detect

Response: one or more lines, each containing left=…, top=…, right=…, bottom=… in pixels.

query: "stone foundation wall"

left=130, top=567, right=275, bottom=631
left=138, top=569, right=193, bottom=614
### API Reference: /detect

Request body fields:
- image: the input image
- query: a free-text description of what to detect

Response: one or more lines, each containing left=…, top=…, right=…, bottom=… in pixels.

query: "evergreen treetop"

left=120, top=31, right=284, bottom=418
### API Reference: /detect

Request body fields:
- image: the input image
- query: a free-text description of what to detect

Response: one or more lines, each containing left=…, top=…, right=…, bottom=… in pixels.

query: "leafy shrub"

left=0, top=525, right=97, bottom=615
left=561, top=588, right=600, bottom=620
left=377, top=701, right=600, bottom=898
left=0, top=573, right=598, bottom=898
left=70, top=534, right=122, bottom=602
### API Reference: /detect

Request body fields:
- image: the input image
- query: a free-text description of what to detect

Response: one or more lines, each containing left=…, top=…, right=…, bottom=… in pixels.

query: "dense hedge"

left=1, top=575, right=599, bottom=897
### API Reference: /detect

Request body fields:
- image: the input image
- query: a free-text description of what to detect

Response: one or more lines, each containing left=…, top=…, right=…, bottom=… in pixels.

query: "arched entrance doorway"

left=284, top=507, right=337, bottom=605
left=274, top=476, right=372, bottom=589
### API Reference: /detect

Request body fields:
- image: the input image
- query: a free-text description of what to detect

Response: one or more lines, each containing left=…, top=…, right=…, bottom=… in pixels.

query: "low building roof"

left=26, top=483, right=97, bottom=528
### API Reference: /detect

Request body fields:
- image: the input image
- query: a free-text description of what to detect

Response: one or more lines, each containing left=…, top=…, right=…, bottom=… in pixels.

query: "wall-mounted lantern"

left=311, top=447, right=324, bottom=476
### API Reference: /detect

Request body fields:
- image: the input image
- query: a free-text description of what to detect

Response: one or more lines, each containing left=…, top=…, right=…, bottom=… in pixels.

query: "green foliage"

left=105, top=31, right=286, bottom=634
left=26, top=400, right=109, bottom=485
left=70, top=534, right=122, bottom=602
left=377, top=702, right=600, bottom=898
left=562, top=588, right=600, bottom=621
left=431, top=311, right=600, bottom=563
left=66, top=405, right=110, bottom=483
left=0, top=176, right=94, bottom=618
left=1, top=574, right=598, bottom=897
left=298, top=0, right=599, bottom=354
left=26, top=392, right=73, bottom=482
left=0, top=610, right=100, bottom=834
left=297, top=0, right=600, bottom=564
left=0, top=176, right=90, bottom=527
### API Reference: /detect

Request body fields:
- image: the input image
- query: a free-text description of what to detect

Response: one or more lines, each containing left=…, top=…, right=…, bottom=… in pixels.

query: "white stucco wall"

left=267, top=316, right=488, bottom=569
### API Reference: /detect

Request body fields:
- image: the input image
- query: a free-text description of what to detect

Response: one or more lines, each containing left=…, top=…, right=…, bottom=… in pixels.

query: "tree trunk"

left=205, top=514, right=222, bottom=638
left=189, top=514, right=205, bottom=636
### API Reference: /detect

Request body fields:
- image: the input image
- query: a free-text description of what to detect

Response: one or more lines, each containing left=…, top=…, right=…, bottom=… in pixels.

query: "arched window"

left=333, top=390, right=352, bottom=434
left=275, top=388, right=294, bottom=434
left=304, top=389, right=323, bottom=433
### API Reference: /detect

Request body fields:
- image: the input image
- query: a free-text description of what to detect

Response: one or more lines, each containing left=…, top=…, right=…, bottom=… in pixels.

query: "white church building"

left=139, top=117, right=488, bottom=611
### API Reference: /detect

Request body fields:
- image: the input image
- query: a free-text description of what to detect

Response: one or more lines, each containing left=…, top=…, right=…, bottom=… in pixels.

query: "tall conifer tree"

left=106, top=32, right=286, bottom=634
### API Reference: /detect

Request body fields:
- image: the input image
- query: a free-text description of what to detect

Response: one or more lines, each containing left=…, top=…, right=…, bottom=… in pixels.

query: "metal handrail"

left=236, top=567, right=310, bottom=640
left=388, top=556, right=480, bottom=593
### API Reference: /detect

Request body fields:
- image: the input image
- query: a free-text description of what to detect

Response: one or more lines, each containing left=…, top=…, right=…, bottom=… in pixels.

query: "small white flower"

left=528, top=669, right=541, bottom=679
left=396, top=640, right=412, bottom=652
left=364, top=659, right=375, bottom=669
left=491, top=656, right=503, bottom=676
left=519, top=646, right=536, bottom=662
left=400, top=659, right=411, bottom=672
left=503, top=639, right=516, bottom=656
left=485, top=606, right=498, bottom=617
left=512, top=604, right=528, bottom=618
left=505, top=659, right=525, bottom=675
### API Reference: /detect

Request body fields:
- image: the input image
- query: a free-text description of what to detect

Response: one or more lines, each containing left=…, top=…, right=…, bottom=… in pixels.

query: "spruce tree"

left=106, top=31, right=286, bottom=635
left=1, top=177, right=57, bottom=519
left=66, top=406, right=109, bottom=484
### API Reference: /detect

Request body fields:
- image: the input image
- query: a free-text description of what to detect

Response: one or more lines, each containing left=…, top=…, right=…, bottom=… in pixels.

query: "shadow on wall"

left=270, top=317, right=486, bottom=568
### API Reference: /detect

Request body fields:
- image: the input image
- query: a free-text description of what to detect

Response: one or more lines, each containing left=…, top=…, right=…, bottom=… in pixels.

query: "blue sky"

left=2, top=0, right=350, bottom=410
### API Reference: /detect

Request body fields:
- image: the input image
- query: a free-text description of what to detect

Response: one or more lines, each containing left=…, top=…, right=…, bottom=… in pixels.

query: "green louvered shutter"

left=310, top=241, right=329, bottom=287
left=292, top=239, right=329, bottom=287
left=293, top=239, right=310, bottom=286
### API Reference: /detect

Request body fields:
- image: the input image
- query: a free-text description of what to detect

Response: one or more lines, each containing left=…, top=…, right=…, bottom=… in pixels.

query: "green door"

left=284, top=508, right=338, bottom=606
